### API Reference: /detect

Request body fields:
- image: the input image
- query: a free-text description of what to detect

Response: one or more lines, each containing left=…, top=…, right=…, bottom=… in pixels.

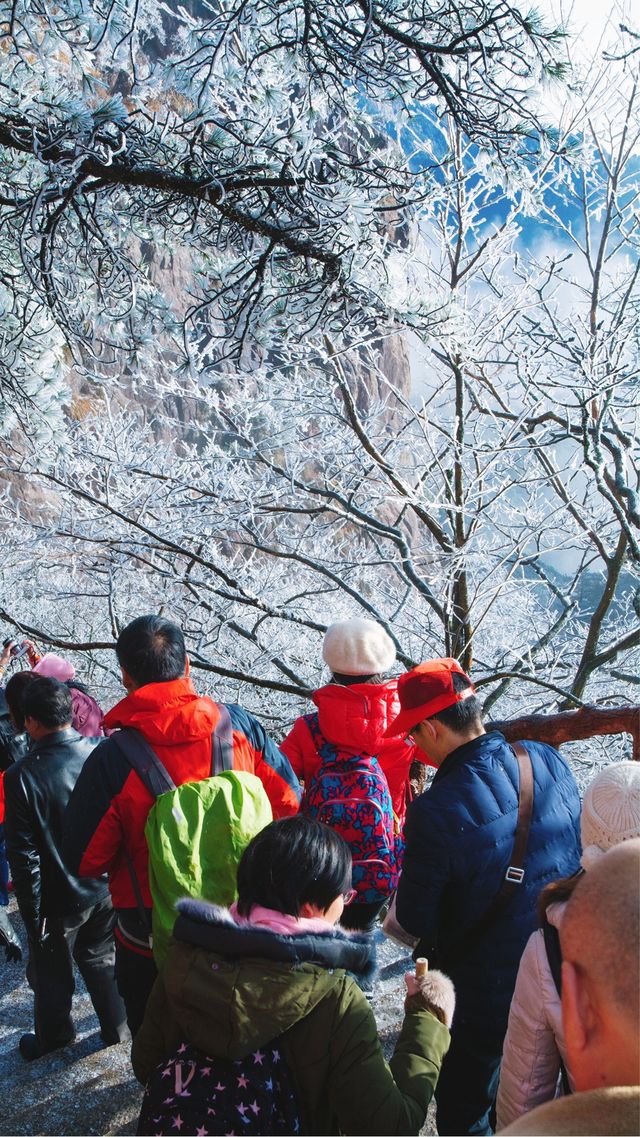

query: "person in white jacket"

left=496, top=760, right=640, bottom=1131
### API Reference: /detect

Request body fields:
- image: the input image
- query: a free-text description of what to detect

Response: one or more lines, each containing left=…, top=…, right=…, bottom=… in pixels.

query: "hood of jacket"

left=163, top=898, right=376, bottom=1061
left=103, top=677, right=218, bottom=747
left=68, top=686, right=105, bottom=738
left=313, top=680, right=406, bottom=755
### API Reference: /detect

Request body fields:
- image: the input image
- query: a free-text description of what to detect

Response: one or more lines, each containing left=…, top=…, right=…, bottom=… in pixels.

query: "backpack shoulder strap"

left=110, top=728, right=176, bottom=798
left=542, top=915, right=563, bottom=997
left=542, top=915, right=572, bottom=1096
left=433, top=741, right=534, bottom=965
left=507, top=742, right=534, bottom=885
left=108, top=728, right=176, bottom=948
left=303, top=711, right=323, bottom=745
left=303, top=712, right=341, bottom=765
left=472, top=740, right=534, bottom=922
left=212, top=703, right=234, bottom=775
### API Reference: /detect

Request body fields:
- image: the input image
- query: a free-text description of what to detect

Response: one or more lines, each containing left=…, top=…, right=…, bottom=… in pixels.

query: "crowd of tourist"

left=0, top=614, right=638, bottom=1137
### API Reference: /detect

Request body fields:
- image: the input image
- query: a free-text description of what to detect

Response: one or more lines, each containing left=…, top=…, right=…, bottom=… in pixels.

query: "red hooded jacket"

left=280, top=681, right=425, bottom=826
left=63, top=678, right=300, bottom=916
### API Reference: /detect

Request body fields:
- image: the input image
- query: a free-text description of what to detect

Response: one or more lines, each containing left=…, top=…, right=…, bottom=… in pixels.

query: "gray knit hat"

left=580, top=761, right=640, bottom=870
left=322, top=617, right=396, bottom=677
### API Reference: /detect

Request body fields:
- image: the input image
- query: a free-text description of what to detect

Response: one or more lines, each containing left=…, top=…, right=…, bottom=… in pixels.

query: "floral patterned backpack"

left=301, top=712, right=400, bottom=905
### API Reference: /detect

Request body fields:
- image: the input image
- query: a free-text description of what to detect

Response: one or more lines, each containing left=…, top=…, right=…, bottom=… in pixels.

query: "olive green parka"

left=132, top=899, right=450, bottom=1136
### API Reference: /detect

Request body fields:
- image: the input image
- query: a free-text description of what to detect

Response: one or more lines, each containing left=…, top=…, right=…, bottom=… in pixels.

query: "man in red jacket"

left=64, top=615, right=301, bottom=1034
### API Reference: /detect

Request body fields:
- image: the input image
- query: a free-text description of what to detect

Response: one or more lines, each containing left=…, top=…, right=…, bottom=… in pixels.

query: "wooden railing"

left=490, top=705, right=640, bottom=762
left=409, top=705, right=640, bottom=794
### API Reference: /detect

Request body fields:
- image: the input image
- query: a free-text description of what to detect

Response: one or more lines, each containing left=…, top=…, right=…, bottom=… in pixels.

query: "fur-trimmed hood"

left=158, top=899, right=377, bottom=1061
left=174, top=897, right=376, bottom=979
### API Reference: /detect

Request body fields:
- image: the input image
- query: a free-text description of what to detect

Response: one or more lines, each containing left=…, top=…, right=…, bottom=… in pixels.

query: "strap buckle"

left=505, top=866, right=525, bottom=884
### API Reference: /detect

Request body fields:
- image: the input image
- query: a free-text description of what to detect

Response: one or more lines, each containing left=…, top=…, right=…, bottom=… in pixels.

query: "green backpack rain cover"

left=144, top=770, right=272, bottom=968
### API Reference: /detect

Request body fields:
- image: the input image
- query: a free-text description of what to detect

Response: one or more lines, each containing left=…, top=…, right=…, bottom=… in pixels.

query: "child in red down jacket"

left=280, top=617, right=427, bottom=934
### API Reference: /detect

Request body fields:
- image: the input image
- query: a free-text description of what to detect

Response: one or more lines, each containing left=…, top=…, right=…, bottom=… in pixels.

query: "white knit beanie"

left=322, top=618, right=396, bottom=677
left=580, top=761, right=640, bottom=870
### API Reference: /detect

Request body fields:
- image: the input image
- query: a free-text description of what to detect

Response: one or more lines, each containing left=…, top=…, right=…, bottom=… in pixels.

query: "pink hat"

left=33, top=653, right=76, bottom=682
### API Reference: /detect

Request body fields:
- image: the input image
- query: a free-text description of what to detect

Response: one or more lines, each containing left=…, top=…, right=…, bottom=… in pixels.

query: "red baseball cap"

left=384, top=658, right=476, bottom=737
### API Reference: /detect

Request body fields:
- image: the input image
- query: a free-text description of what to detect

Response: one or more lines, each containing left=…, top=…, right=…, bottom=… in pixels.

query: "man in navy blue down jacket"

left=386, top=659, right=581, bottom=1137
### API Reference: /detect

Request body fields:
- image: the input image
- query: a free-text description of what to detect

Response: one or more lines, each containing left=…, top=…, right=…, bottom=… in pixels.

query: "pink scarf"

left=229, top=901, right=335, bottom=937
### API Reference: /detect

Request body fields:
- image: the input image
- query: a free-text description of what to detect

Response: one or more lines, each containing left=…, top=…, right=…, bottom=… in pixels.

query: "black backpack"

left=137, top=1039, right=301, bottom=1136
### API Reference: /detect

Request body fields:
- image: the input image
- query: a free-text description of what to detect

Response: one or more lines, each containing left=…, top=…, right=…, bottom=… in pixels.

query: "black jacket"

left=4, top=727, right=110, bottom=937
left=0, top=689, right=28, bottom=773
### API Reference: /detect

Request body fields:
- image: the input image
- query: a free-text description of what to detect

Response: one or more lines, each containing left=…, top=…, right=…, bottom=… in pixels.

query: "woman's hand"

left=403, top=970, right=456, bottom=1027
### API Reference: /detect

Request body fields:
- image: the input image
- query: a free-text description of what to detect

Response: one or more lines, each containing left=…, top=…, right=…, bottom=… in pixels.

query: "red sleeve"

left=280, top=717, right=321, bottom=788
left=279, top=718, right=309, bottom=781
left=227, top=704, right=301, bottom=819
left=76, top=797, right=125, bottom=878
left=250, top=752, right=300, bottom=819
left=63, top=739, right=129, bottom=879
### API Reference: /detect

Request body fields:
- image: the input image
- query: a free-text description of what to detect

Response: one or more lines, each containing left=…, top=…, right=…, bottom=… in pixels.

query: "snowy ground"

left=0, top=901, right=436, bottom=1136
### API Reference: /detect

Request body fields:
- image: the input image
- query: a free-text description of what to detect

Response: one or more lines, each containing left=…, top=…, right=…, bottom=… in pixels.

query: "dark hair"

left=116, top=615, right=186, bottom=687
left=331, top=672, right=385, bottom=686
left=236, top=816, right=352, bottom=918
left=537, top=869, right=584, bottom=923
left=22, top=676, right=73, bottom=729
left=4, top=671, right=39, bottom=731
left=430, top=671, right=483, bottom=731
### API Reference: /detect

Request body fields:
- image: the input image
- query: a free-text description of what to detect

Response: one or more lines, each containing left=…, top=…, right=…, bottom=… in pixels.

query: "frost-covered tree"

left=0, top=0, right=567, bottom=420
left=2, top=48, right=639, bottom=736
left=0, top=4, right=638, bottom=759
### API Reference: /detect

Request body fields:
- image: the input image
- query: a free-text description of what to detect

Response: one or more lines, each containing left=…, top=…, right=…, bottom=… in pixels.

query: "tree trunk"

left=489, top=705, right=640, bottom=760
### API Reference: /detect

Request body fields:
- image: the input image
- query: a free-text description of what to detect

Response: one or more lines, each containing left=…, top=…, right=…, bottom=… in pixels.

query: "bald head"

left=560, top=839, right=640, bottom=1091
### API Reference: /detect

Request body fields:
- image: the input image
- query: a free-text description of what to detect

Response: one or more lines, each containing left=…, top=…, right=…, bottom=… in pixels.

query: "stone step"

left=0, top=903, right=140, bottom=1136
left=1, top=1040, right=141, bottom=1136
